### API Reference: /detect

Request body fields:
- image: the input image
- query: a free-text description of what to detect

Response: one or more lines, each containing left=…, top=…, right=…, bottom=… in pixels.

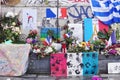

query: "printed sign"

left=108, top=62, right=120, bottom=73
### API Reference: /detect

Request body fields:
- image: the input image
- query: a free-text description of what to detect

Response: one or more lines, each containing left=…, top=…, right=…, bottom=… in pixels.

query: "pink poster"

left=50, top=53, right=67, bottom=77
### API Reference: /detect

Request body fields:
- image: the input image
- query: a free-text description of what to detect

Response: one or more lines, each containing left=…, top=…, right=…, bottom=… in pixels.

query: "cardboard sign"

left=108, top=62, right=120, bottom=73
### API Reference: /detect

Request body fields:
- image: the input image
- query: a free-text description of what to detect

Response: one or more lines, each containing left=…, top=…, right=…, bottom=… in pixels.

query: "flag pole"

left=56, top=0, right=59, bottom=42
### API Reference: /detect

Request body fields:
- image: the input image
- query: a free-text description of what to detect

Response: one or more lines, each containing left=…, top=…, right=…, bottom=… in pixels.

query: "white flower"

left=14, top=13, right=18, bottom=16
left=14, top=27, right=20, bottom=32
left=12, top=22, right=16, bottom=26
left=36, top=49, right=40, bottom=53
left=5, top=11, right=15, bottom=18
left=33, top=49, right=37, bottom=53
left=44, top=47, right=53, bottom=54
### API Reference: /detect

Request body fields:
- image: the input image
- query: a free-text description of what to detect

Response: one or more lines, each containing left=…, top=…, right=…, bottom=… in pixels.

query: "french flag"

left=46, top=7, right=67, bottom=19
left=63, top=32, right=71, bottom=38
left=43, top=36, right=52, bottom=46
left=106, top=30, right=116, bottom=48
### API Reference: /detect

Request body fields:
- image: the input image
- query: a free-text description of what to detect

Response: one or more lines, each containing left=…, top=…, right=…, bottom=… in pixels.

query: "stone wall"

left=1, top=0, right=93, bottom=28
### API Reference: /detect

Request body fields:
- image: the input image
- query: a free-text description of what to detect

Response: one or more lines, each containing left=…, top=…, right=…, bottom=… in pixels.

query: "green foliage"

left=97, top=29, right=110, bottom=40
left=0, top=13, right=21, bottom=43
left=47, top=29, right=54, bottom=36
left=0, top=27, right=5, bottom=43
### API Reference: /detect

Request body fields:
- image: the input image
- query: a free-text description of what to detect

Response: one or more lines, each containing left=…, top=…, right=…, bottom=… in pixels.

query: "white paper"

left=22, top=8, right=37, bottom=35
left=68, top=24, right=83, bottom=42
left=108, top=62, right=120, bottom=73
left=67, top=53, right=83, bottom=76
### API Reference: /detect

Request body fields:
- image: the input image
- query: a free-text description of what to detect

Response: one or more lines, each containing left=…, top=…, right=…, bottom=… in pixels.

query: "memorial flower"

left=0, top=11, right=21, bottom=43
left=26, top=30, right=38, bottom=45
left=62, top=25, right=74, bottom=49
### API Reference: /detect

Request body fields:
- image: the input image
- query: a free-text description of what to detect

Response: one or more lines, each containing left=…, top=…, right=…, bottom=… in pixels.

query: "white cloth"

left=0, top=44, right=31, bottom=76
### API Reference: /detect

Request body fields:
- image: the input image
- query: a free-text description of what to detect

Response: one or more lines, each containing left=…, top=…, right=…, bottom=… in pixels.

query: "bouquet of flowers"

left=62, top=25, right=74, bottom=49
left=0, top=11, right=21, bottom=43
left=26, top=30, right=38, bottom=45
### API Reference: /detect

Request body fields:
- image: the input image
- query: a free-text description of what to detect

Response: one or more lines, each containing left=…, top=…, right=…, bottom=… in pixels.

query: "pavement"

left=0, top=74, right=120, bottom=80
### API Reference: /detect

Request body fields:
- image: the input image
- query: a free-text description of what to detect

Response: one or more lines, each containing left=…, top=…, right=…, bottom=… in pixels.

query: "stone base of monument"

left=99, top=54, right=120, bottom=74
left=27, top=53, right=120, bottom=74
left=26, top=52, right=50, bottom=74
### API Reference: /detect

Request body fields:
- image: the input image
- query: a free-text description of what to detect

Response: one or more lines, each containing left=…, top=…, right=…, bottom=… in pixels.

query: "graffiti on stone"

left=67, top=4, right=94, bottom=21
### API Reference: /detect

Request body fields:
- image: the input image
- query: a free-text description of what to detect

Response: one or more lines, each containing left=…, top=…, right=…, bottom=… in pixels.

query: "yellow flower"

left=81, top=42, right=86, bottom=47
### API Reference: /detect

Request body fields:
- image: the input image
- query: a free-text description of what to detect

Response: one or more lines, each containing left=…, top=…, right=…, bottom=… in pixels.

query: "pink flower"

left=108, top=49, right=117, bottom=54
left=29, top=30, right=33, bottom=34
left=33, top=30, right=37, bottom=34
left=26, top=38, right=32, bottom=44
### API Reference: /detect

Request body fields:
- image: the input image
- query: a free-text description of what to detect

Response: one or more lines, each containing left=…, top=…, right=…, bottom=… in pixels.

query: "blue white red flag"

left=106, top=30, right=116, bottom=47
left=46, top=8, right=67, bottom=19
left=90, top=0, right=120, bottom=25
left=44, top=36, right=52, bottom=46
left=63, top=32, right=71, bottom=38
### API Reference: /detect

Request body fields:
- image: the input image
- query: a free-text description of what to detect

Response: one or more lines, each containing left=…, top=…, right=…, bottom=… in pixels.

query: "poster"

left=82, top=52, right=98, bottom=75
left=50, top=53, right=67, bottom=77
left=84, top=18, right=99, bottom=41
left=67, top=53, right=83, bottom=76
left=108, top=62, right=120, bottom=73
left=22, top=9, right=37, bottom=35
left=84, top=18, right=93, bottom=41
left=50, top=52, right=98, bottom=76
left=40, top=27, right=60, bottom=41
left=68, top=24, right=83, bottom=42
